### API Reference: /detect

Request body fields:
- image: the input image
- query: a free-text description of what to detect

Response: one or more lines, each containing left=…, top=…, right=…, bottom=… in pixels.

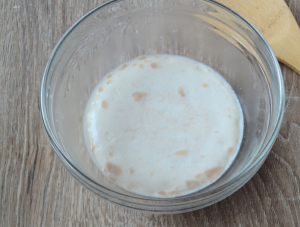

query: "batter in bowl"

left=83, top=55, right=244, bottom=197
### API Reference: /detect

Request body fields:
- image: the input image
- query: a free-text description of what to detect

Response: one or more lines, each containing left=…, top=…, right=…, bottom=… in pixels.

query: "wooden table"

left=1, top=0, right=300, bottom=226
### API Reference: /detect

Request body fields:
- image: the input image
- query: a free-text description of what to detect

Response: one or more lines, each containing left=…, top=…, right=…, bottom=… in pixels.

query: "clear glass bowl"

left=40, top=0, right=285, bottom=213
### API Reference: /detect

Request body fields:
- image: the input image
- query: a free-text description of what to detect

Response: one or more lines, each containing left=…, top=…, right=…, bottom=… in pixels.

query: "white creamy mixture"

left=83, top=55, right=243, bottom=197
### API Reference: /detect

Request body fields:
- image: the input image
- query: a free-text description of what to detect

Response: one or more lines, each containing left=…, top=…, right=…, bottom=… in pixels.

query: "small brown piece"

left=98, top=87, right=103, bottom=93
left=108, top=176, right=116, bottom=183
left=107, top=80, right=112, bottom=84
left=185, top=180, right=200, bottom=189
left=150, top=62, right=160, bottom=69
left=178, top=87, right=185, bottom=97
left=158, top=191, right=168, bottom=197
left=119, top=64, right=127, bottom=70
left=129, top=168, right=135, bottom=175
left=107, top=74, right=112, bottom=79
left=174, top=149, right=188, bottom=156
left=106, top=162, right=122, bottom=176
left=168, top=189, right=179, bottom=196
left=138, top=56, right=146, bottom=60
left=195, top=173, right=203, bottom=179
left=139, top=64, right=144, bottom=69
left=204, top=166, right=223, bottom=181
left=101, top=100, right=108, bottom=109
left=132, top=92, right=147, bottom=102
left=202, top=83, right=209, bottom=88
left=227, top=147, right=234, bottom=153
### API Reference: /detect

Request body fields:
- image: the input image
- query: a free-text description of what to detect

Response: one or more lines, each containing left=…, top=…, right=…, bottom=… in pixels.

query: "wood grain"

left=217, top=0, right=300, bottom=75
left=0, top=0, right=300, bottom=226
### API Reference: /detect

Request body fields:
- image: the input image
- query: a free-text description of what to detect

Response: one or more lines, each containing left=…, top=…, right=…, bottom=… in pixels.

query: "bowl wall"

left=41, top=0, right=284, bottom=213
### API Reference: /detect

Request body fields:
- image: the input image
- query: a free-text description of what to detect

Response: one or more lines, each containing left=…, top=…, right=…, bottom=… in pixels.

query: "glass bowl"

left=40, top=0, right=285, bottom=213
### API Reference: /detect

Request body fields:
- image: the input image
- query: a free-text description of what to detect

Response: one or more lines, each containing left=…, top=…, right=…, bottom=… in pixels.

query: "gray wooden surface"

left=1, top=0, right=300, bottom=226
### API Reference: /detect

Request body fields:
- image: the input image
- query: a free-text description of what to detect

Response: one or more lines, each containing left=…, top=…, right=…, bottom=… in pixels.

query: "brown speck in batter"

left=119, top=64, right=127, bottom=70
left=132, top=63, right=137, bottom=67
left=215, top=131, right=218, bottom=133
left=151, top=62, right=160, bottom=69
left=178, top=87, right=185, bottom=97
left=109, top=176, right=116, bottom=183
left=129, top=168, right=135, bottom=174
left=101, top=100, right=108, bottom=109
left=91, top=143, right=95, bottom=153
left=208, top=69, right=211, bottom=72
left=195, top=173, right=203, bottom=179
left=145, top=60, right=149, bottom=63
left=174, top=149, right=188, bottom=156
left=188, top=117, right=194, bottom=120
left=138, top=56, right=146, bottom=60
left=227, top=147, right=234, bottom=153
left=202, top=83, right=209, bottom=88
left=155, top=56, right=159, bottom=59
left=106, top=162, right=122, bottom=176
left=109, top=152, right=114, bottom=157
left=107, top=80, right=112, bottom=84
left=228, top=115, right=232, bottom=118
left=158, top=191, right=168, bottom=197
left=204, top=166, right=223, bottom=181
left=150, top=173, right=153, bottom=176
left=107, top=74, right=112, bottom=79
left=139, top=64, right=144, bottom=69
left=98, top=87, right=103, bottom=93
left=168, top=190, right=179, bottom=196
left=185, top=180, right=200, bottom=189
left=132, top=91, right=147, bottom=102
